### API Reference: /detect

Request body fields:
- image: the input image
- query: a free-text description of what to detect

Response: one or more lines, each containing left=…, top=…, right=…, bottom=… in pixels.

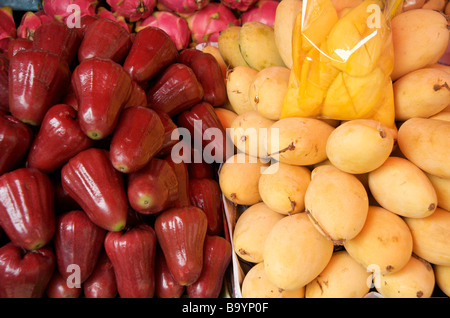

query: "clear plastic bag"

left=280, top=0, right=403, bottom=128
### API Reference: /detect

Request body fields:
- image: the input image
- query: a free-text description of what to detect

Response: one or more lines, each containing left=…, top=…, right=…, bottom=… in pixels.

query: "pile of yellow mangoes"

left=213, top=0, right=450, bottom=298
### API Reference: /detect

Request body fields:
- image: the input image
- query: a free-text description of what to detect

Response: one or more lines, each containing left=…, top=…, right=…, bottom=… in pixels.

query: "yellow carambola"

left=281, top=0, right=398, bottom=128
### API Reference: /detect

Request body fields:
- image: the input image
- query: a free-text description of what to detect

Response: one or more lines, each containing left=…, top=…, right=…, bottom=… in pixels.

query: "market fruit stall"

left=0, top=0, right=449, bottom=299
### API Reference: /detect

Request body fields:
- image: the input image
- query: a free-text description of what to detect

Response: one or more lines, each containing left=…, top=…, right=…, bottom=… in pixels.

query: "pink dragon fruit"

left=157, top=0, right=210, bottom=15
left=240, top=0, right=279, bottom=27
left=97, top=7, right=132, bottom=32
left=17, top=11, right=54, bottom=40
left=187, top=2, right=240, bottom=45
left=136, top=11, right=191, bottom=50
left=42, top=0, right=98, bottom=23
left=0, top=6, right=17, bottom=53
left=220, top=0, right=258, bottom=12
left=106, top=0, right=157, bottom=22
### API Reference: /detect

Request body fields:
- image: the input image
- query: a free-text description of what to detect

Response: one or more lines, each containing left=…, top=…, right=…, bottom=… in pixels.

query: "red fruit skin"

left=123, top=26, right=178, bottom=83
left=54, top=210, right=106, bottom=283
left=104, top=224, right=157, bottom=298
left=83, top=252, right=118, bottom=298
left=154, top=206, right=208, bottom=286
left=124, top=80, right=147, bottom=108
left=0, top=53, right=9, bottom=112
left=127, top=158, right=179, bottom=215
left=75, top=14, right=99, bottom=39
left=0, top=111, right=34, bottom=175
left=109, top=106, right=164, bottom=173
left=154, top=109, right=179, bottom=157
left=164, top=155, right=190, bottom=208
left=179, top=50, right=227, bottom=107
left=71, top=57, right=133, bottom=140
left=27, top=104, right=94, bottom=173
left=186, top=235, right=232, bottom=298
left=189, top=178, right=224, bottom=236
left=155, top=246, right=185, bottom=298
left=0, top=168, right=55, bottom=251
left=60, top=148, right=128, bottom=232
left=32, top=21, right=82, bottom=66
left=6, top=38, right=33, bottom=60
left=9, top=49, right=71, bottom=126
left=45, top=270, right=82, bottom=298
left=78, top=18, right=132, bottom=64
left=147, top=63, right=204, bottom=117
left=177, top=101, right=229, bottom=163
left=0, top=243, right=55, bottom=298
left=52, top=174, right=81, bottom=214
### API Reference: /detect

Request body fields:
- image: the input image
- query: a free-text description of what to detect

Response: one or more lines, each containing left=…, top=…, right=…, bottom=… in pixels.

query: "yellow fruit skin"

left=230, top=110, right=275, bottom=159
left=434, top=264, right=450, bottom=297
left=242, top=262, right=305, bottom=298
left=426, top=173, right=450, bottom=212
left=376, top=256, right=435, bottom=298
left=263, top=212, right=334, bottom=291
left=368, top=157, right=438, bottom=218
left=259, top=162, right=311, bottom=215
left=219, top=153, right=268, bottom=205
left=274, top=0, right=303, bottom=69
left=232, top=202, right=284, bottom=263
left=306, top=250, right=371, bottom=298
left=404, top=208, right=450, bottom=266
left=391, top=9, right=450, bottom=81
left=238, top=21, right=286, bottom=71
left=249, top=66, right=291, bottom=121
left=218, top=26, right=250, bottom=68
left=326, top=119, right=395, bottom=174
left=393, top=67, right=450, bottom=121
left=226, top=66, right=259, bottom=115
left=344, top=206, right=413, bottom=275
left=305, top=165, right=369, bottom=244
left=397, top=118, right=450, bottom=179
left=267, top=117, right=334, bottom=166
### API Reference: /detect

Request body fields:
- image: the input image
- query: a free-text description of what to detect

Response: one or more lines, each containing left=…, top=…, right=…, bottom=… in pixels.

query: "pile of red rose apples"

left=0, top=15, right=232, bottom=298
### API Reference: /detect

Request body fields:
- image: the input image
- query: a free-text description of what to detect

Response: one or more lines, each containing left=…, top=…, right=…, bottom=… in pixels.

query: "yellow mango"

left=434, top=264, right=450, bottom=297
left=258, top=162, right=311, bottom=215
left=326, top=119, right=395, bottom=174
left=263, top=212, right=334, bottom=291
left=426, top=173, right=450, bottom=212
left=226, top=66, right=259, bottom=115
left=391, top=9, right=449, bottom=80
left=266, top=117, right=335, bottom=166
left=344, top=206, right=413, bottom=275
left=218, top=153, right=269, bottom=205
left=232, top=202, right=285, bottom=263
left=218, top=26, right=250, bottom=68
left=376, top=255, right=435, bottom=298
left=305, top=165, right=369, bottom=244
left=394, top=67, right=450, bottom=121
left=301, top=0, right=339, bottom=52
left=274, top=0, right=303, bottom=69
left=404, top=208, right=450, bottom=266
left=368, top=157, right=438, bottom=218
left=397, top=118, right=450, bottom=179
left=241, top=262, right=305, bottom=298
left=305, top=250, right=370, bottom=298
left=326, top=0, right=387, bottom=77
left=230, top=110, right=275, bottom=158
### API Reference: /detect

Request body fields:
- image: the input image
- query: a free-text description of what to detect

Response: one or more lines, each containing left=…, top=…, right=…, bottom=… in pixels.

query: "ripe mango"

left=305, top=250, right=370, bottom=298
left=259, top=162, right=311, bottom=215
left=305, top=165, right=369, bottom=244
left=226, top=66, right=259, bottom=115
left=404, top=208, right=450, bottom=266
left=232, top=202, right=284, bottom=263
left=434, top=264, right=450, bottom=297
left=219, top=153, right=268, bottom=205
left=376, top=255, right=435, bottom=298
left=241, top=262, right=305, bottom=298
left=368, top=157, right=437, bottom=218
left=344, top=206, right=413, bottom=275
left=263, top=212, right=334, bottom=291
